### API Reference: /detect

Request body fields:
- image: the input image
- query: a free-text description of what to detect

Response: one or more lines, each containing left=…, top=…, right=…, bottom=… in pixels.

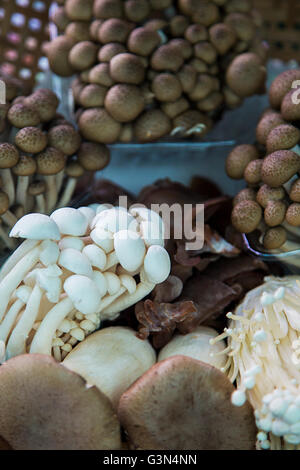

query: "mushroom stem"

left=6, top=284, right=42, bottom=358
left=29, top=296, right=74, bottom=355
left=102, top=281, right=155, bottom=316
left=16, top=176, right=30, bottom=210
left=44, top=175, right=58, bottom=214
left=35, top=194, right=46, bottom=214
left=2, top=210, right=18, bottom=228
left=0, top=340, right=5, bottom=364
left=98, top=287, right=126, bottom=313
left=0, top=169, right=15, bottom=206
left=0, top=245, right=41, bottom=322
left=0, top=239, right=40, bottom=281
left=57, top=178, right=77, bottom=209
left=56, top=169, right=65, bottom=196
left=0, top=299, right=24, bottom=342
left=0, top=223, right=15, bottom=250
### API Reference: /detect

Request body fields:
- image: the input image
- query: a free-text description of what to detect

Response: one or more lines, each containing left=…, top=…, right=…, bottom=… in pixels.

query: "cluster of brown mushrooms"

left=226, top=68, right=300, bottom=251
left=48, top=0, right=267, bottom=143
left=0, top=74, right=24, bottom=137
left=0, top=88, right=110, bottom=253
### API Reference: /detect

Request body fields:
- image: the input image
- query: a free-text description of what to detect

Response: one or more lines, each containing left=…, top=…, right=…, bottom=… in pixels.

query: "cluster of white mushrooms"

left=0, top=203, right=170, bottom=363
left=210, top=276, right=300, bottom=450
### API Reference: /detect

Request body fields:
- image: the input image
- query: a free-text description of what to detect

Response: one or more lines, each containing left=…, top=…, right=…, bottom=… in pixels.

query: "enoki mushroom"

left=211, top=276, right=300, bottom=450
left=0, top=205, right=170, bottom=363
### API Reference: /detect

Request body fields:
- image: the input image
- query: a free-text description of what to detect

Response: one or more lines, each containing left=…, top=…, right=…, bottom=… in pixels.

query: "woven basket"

left=253, top=0, right=300, bottom=62
left=0, top=0, right=51, bottom=93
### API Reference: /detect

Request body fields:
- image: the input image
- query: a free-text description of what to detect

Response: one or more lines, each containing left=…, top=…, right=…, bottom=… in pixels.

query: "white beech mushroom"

left=212, top=276, right=300, bottom=450
left=0, top=354, right=121, bottom=450
left=63, top=326, right=156, bottom=409
left=0, top=206, right=170, bottom=360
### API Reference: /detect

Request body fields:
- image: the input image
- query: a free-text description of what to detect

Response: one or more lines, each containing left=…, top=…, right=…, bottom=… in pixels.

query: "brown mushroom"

left=233, top=188, right=257, bottom=206
left=286, top=203, right=300, bottom=227
left=261, top=150, right=300, bottom=188
left=48, top=125, right=81, bottom=156
left=15, top=127, right=48, bottom=154
left=0, top=143, right=19, bottom=206
left=36, top=147, right=66, bottom=213
left=266, top=124, right=300, bottom=154
left=244, top=159, right=262, bottom=185
left=78, top=142, right=110, bottom=172
left=256, top=111, right=285, bottom=146
left=118, top=355, right=256, bottom=450
left=263, top=226, right=287, bottom=250
left=7, top=103, right=40, bottom=128
left=290, top=179, right=300, bottom=203
left=12, top=155, right=37, bottom=210
left=226, top=144, right=259, bottom=180
left=256, top=184, right=286, bottom=209
left=231, top=200, right=262, bottom=233
left=281, top=89, right=300, bottom=121
left=0, top=354, right=121, bottom=450
left=264, top=200, right=286, bottom=227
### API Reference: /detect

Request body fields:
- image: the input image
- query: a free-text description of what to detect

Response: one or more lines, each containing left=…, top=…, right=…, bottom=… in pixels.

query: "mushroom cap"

left=158, top=326, right=227, bottom=370
left=48, top=125, right=81, bottom=156
left=281, top=89, right=300, bottom=121
left=269, top=69, right=300, bottom=109
left=66, top=161, right=84, bottom=179
left=46, top=36, right=76, bottom=77
left=110, top=53, right=145, bottom=85
left=79, top=108, right=121, bottom=144
left=15, top=127, right=48, bottom=154
left=0, top=354, right=121, bottom=450
left=231, top=200, right=262, bottom=234
left=256, top=111, right=285, bottom=146
left=0, top=143, right=19, bottom=169
left=286, top=203, right=300, bottom=227
left=59, top=248, right=93, bottom=277
left=290, top=179, right=300, bottom=203
left=63, top=326, right=156, bottom=409
left=24, top=90, right=58, bottom=123
left=114, top=230, right=146, bottom=272
left=36, top=147, right=66, bottom=176
left=226, top=52, right=266, bottom=98
left=69, top=41, right=97, bottom=71
left=233, top=187, right=257, bottom=206
left=7, top=103, right=40, bottom=128
left=244, top=159, right=262, bottom=185
left=64, top=274, right=101, bottom=314
left=263, top=226, right=286, bottom=250
left=78, top=142, right=110, bottom=171
left=51, top=208, right=88, bottom=236
left=0, top=190, right=10, bottom=215
left=261, top=150, right=300, bottom=188
left=10, top=214, right=60, bottom=240
left=118, top=355, right=256, bottom=450
left=256, top=184, right=286, bottom=209
left=28, top=180, right=47, bottom=197
left=226, top=144, right=259, bottom=180
left=143, top=245, right=171, bottom=284
left=104, top=84, right=145, bottom=123
left=12, top=155, right=37, bottom=177
left=266, top=124, right=300, bottom=154
left=264, top=200, right=286, bottom=227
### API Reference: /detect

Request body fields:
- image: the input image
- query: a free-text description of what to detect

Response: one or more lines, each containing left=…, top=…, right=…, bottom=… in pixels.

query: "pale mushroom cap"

left=158, top=326, right=227, bottom=370
left=58, top=248, right=93, bottom=278
left=143, top=245, right=171, bottom=284
left=114, top=230, right=146, bottom=272
left=63, top=326, right=156, bottom=409
left=118, top=355, right=256, bottom=450
left=0, top=354, right=121, bottom=450
left=51, top=208, right=88, bottom=236
left=64, top=275, right=101, bottom=315
left=10, top=214, right=60, bottom=240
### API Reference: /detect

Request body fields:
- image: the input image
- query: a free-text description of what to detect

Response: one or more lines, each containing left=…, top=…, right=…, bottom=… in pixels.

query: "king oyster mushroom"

left=0, top=205, right=170, bottom=361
